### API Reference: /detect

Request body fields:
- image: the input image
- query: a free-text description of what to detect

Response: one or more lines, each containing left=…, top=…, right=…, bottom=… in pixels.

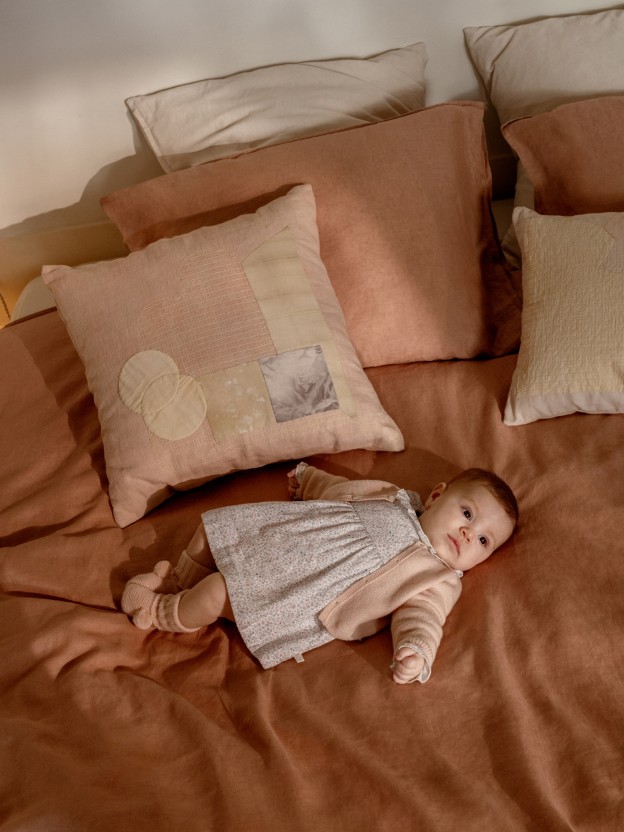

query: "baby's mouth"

left=448, top=535, right=460, bottom=556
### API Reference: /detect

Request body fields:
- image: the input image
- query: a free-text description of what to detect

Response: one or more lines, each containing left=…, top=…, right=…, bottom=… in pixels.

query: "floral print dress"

left=202, top=489, right=425, bottom=668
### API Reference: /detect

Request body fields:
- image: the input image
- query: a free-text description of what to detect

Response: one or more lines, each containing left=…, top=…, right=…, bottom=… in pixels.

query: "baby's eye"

left=463, top=507, right=472, bottom=520
left=479, top=535, right=488, bottom=547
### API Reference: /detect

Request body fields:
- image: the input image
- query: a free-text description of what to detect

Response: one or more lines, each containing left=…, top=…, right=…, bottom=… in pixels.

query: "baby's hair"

left=447, top=468, right=519, bottom=528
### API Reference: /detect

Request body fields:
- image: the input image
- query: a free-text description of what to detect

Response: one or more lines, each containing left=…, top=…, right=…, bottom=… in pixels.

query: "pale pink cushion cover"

left=44, top=186, right=404, bottom=527
left=102, top=103, right=520, bottom=367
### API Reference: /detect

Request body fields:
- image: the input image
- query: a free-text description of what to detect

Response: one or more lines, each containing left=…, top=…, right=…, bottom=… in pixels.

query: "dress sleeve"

left=294, top=463, right=401, bottom=502
left=294, top=463, right=352, bottom=501
left=390, top=577, right=461, bottom=684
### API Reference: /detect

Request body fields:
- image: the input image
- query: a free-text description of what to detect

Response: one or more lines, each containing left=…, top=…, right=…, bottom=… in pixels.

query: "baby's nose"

left=461, top=526, right=474, bottom=542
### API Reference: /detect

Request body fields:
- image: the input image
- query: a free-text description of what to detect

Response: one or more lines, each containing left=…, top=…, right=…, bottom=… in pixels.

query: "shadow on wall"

left=1, top=92, right=517, bottom=243
left=0, top=117, right=160, bottom=314
left=0, top=115, right=164, bottom=240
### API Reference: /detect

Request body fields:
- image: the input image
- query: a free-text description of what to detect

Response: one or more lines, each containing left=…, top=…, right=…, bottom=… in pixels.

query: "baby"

left=122, top=463, right=518, bottom=684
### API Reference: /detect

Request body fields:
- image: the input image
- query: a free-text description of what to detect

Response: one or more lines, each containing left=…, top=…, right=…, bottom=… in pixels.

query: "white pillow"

left=504, top=207, right=624, bottom=426
left=465, top=8, right=624, bottom=267
left=127, top=43, right=427, bottom=173
left=465, top=10, right=624, bottom=125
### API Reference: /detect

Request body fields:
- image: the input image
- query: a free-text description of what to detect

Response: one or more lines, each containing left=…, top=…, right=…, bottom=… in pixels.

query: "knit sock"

left=171, top=549, right=215, bottom=590
left=123, top=559, right=179, bottom=598
left=121, top=562, right=200, bottom=632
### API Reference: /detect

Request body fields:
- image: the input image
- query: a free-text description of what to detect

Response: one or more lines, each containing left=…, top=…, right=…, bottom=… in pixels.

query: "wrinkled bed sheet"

left=1, top=311, right=622, bottom=831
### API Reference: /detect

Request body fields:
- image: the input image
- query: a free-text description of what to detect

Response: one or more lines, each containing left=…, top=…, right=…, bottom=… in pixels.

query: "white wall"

left=0, top=0, right=614, bottom=237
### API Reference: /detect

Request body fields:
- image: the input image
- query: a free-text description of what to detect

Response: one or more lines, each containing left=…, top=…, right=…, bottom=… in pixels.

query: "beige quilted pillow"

left=127, top=43, right=427, bottom=172
left=43, top=186, right=404, bottom=526
left=504, top=207, right=624, bottom=426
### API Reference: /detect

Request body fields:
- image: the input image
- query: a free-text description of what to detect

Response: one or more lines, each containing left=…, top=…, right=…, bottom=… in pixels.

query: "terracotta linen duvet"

left=1, top=310, right=622, bottom=831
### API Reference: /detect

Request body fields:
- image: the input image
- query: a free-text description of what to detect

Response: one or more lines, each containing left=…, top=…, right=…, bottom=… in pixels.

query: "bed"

left=2, top=10, right=623, bottom=831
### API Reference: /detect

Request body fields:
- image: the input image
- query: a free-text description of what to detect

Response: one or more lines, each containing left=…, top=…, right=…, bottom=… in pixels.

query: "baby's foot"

left=121, top=561, right=177, bottom=629
left=122, top=561, right=201, bottom=633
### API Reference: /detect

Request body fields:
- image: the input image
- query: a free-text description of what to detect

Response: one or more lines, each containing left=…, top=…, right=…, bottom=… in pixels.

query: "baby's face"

left=418, top=481, right=514, bottom=571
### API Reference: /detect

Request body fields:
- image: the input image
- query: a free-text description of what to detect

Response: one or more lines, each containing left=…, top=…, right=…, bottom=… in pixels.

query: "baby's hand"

left=392, top=646, right=425, bottom=685
left=287, top=469, right=299, bottom=499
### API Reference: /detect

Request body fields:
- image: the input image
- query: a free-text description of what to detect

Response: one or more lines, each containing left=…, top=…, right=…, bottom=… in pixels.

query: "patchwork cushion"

left=44, top=186, right=404, bottom=526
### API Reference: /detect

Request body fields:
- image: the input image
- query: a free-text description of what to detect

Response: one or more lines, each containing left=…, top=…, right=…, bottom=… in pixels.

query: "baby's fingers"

left=394, top=645, right=417, bottom=662
left=286, top=471, right=300, bottom=499
left=391, top=652, right=424, bottom=685
left=392, top=664, right=416, bottom=684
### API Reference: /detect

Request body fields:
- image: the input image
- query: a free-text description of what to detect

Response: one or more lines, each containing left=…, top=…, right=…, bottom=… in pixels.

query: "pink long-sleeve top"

left=296, top=464, right=462, bottom=682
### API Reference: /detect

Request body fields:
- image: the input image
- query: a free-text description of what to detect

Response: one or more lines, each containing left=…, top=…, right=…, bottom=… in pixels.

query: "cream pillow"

left=127, top=43, right=427, bottom=173
left=44, top=186, right=404, bottom=526
left=464, top=10, right=624, bottom=125
left=465, top=8, right=624, bottom=267
left=504, top=207, right=624, bottom=426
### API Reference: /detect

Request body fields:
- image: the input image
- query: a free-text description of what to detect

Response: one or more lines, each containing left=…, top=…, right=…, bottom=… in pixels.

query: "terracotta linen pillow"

left=102, top=103, right=520, bottom=366
left=502, top=96, right=624, bottom=216
left=126, top=43, right=427, bottom=172
left=504, top=207, right=624, bottom=426
left=44, top=186, right=404, bottom=527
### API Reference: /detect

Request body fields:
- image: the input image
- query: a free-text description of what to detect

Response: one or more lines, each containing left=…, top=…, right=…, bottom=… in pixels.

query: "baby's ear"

left=424, top=482, right=447, bottom=508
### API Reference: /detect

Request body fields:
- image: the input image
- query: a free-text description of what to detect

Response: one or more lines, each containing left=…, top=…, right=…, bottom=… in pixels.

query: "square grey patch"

left=258, top=345, right=339, bottom=423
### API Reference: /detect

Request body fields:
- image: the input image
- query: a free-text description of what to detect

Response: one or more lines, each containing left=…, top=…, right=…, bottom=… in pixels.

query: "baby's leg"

left=124, top=522, right=216, bottom=603
left=177, top=573, right=234, bottom=629
left=184, top=522, right=217, bottom=569
left=121, top=522, right=220, bottom=628
left=122, top=572, right=232, bottom=632
left=172, top=522, right=218, bottom=590
left=121, top=567, right=198, bottom=632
